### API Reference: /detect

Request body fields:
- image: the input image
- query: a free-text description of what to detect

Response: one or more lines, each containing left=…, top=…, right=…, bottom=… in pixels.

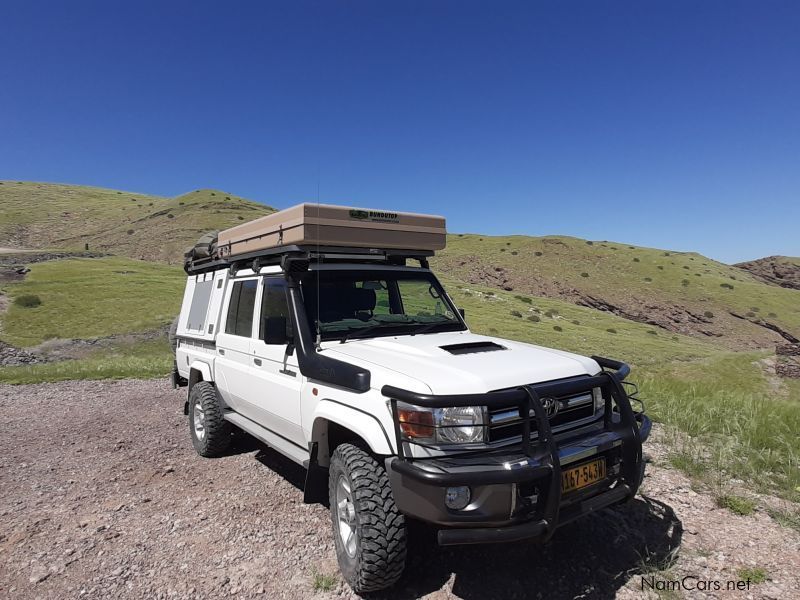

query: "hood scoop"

left=439, top=341, right=507, bottom=355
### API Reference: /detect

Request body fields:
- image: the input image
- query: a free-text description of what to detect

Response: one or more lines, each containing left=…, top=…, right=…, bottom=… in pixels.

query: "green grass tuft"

left=716, top=494, right=756, bottom=516
left=736, top=567, right=767, bottom=584
left=311, top=571, right=337, bottom=591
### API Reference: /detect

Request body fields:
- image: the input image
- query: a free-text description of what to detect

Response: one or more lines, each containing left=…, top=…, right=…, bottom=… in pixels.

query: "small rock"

left=29, top=567, right=49, bottom=584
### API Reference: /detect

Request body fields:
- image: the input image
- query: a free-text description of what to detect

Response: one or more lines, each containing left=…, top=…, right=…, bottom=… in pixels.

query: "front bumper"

left=382, top=356, right=648, bottom=545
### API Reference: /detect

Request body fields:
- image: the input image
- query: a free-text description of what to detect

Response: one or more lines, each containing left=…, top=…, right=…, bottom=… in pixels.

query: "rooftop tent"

left=217, top=203, right=447, bottom=259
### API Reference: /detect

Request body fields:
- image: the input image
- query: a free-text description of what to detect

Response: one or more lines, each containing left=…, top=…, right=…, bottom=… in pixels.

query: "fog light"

left=445, top=486, right=471, bottom=510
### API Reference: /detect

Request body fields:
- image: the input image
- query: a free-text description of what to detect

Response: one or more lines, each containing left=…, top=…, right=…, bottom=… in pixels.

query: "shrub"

left=527, top=315, right=540, bottom=322
left=704, top=311, right=714, bottom=318
left=534, top=251, right=543, bottom=256
left=167, top=213, right=175, bottom=219
left=657, top=265, right=664, bottom=270
left=716, top=494, right=756, bottom=516
left=179, top=201, right=185, bottom=205
left=511, top=251, right=518, bottom=255
left=479, top=238, right=483, bottom=241
left=553, top=325, right=563, bottom=332
left=663, top=252, right=671, bottom=256
left=500, top=248, right=506, bottom=252
left=463, top=291, right=472, bottom=297
left=628, top=246, right=635, bottom=249
left=586, top=241, right=594, bottom=245
left=647, top=329, right=658, bottom=335
left=720, top=283, right=734, bottom=290
left=681, top=279, right=690, bottom=286
left=485, top=291, right=494, bottom=296
left=506, top=242, right=511, bottom=246
left=210, top=192, right=216, bottom=196
left=571, top=319, right=580, bottom=325
left=683, top=266, right=690, bottom=270
left=225, top=196, right=231, bottom=200
left=510, top=310, right=522, bottom=318
left=515, top=295, right=532, bottom=304
left=606, top=328, right=617, bottom=334
left=544, top=310, right=556, bottom=318
left=580, top=272, right=589, bottom=278
left=148, top=202, right=153, bottom=206
left=633, top=257, right=640, bottom=262
left=237, top=216, right=245, bottom=220
left=643, top=277, right=652, bottom=282
left=14, top=294, right=41, bottom=308
left=695, top=273, right=701, bottom=276
left=126, top=229, right=134, bottom=235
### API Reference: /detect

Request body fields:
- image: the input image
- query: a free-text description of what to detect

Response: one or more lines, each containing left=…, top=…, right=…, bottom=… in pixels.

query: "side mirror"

left=458, top=308, right=466, bottom=319
left=263, top=316, right=290, bottom=345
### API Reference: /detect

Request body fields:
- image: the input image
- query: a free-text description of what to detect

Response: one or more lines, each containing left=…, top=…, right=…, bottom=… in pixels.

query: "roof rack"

left=185, top=244, right=433, bottom=275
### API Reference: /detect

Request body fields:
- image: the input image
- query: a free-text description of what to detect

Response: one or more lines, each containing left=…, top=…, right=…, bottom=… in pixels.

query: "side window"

left=224, top=280, right=258, bottom=336
left=258, top=278, right=292, bottom=339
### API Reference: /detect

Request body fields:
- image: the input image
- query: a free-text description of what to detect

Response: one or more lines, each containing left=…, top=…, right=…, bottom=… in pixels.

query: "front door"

left=246, top=276, right=304, bottom=445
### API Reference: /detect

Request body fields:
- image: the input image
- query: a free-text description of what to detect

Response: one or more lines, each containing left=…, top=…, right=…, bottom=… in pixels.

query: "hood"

left=321, top=331, right=600, bottom=395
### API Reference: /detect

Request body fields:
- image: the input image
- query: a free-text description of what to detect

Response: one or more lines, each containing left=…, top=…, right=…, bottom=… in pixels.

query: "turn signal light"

left=398, top=408, right=435, bottom=439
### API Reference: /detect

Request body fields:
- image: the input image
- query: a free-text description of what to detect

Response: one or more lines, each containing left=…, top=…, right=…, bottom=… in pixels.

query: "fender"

left=311, top=399, right=395, bottom=463
left=188, top=360, right=213, bottom=387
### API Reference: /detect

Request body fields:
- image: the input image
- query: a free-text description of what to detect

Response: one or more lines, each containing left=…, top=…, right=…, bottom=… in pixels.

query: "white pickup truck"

left=172, top=207, right=650, bottom=594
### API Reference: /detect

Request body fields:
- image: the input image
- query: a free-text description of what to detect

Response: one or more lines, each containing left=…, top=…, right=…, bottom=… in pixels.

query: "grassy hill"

left=0, top=181, right=276, bottom=263
left=1, top=181, right=799, bottom=501
left=433, top=234, right=800, bottom=350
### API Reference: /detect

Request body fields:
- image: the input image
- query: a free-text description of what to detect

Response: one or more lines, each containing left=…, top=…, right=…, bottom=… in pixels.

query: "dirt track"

left=1, top=379, right=797, bottom=599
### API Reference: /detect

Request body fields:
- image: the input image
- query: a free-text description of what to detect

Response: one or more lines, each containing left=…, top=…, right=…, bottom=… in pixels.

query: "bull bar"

left=382, top=356, right=647, bottom=545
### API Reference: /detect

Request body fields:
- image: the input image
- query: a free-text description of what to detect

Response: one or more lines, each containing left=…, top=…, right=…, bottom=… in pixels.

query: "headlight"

left=397, top=403, right=487, bottom=444
left=593, top=387, right=605, bottom=412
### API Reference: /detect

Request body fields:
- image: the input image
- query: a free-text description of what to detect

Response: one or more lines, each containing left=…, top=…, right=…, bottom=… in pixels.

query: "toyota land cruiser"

left=172, top=204, right=651, bottom=594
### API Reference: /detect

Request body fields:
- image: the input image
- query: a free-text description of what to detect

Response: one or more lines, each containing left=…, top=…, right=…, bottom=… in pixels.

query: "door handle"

left=218, top=348, right=225, bottom=355
left=253, top=358, right=262, bottom=366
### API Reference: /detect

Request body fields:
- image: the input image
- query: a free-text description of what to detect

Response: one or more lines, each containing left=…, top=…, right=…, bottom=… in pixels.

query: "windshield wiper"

left=339, top=323, right=386, bottom=344
left=408, top=320, right=453, bottom=336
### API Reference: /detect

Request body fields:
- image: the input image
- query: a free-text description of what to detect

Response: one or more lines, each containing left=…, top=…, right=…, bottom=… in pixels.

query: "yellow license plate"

left=561, top=458, right=606, bottom=493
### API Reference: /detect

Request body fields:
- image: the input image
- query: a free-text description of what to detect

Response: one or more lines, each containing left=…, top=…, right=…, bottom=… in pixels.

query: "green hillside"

left=0, top=181, right=276, bottom=263
left=0, top=256, right=184, bottom=346
left=1, top=183, right=799, bottom=500
left=433, top=234, right=800, bottom=350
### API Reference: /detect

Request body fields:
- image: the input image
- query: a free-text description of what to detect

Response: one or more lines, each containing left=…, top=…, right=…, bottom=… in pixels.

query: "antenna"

left=315, top=167, right=322, bottom=351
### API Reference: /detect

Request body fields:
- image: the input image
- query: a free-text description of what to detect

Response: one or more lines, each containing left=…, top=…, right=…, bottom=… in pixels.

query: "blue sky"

left=1, top=1, right=798, bottom=263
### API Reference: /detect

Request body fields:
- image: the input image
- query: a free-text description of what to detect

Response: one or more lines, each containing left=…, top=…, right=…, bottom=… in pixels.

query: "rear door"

left=214, top=277, right=259, bottom=411
left=247, top=276, right=304, bottom=444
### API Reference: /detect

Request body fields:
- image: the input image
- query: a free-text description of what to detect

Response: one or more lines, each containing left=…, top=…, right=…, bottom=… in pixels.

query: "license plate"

left=561, top=458, right=606, bottom=493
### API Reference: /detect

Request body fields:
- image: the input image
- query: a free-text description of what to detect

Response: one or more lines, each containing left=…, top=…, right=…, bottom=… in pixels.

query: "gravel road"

left=1, top=379, right=798, bottom=599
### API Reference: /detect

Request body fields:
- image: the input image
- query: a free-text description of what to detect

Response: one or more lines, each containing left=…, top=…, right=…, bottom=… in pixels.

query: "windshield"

left=299, top=269, right=465, bottom=341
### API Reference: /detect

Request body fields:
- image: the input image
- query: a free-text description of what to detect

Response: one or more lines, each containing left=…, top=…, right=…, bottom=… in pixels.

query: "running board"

left=224, top=412, right=309, bottom=467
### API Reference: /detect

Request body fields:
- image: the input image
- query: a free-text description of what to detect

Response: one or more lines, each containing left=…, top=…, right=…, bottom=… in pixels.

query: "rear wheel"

left=188, top=382, right=231, bottom=457
left=329, top=443, right=407, bottom=594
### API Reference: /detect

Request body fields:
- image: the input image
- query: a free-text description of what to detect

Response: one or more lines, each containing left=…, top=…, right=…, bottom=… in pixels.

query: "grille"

left=488, top=391, right=596, bottom=443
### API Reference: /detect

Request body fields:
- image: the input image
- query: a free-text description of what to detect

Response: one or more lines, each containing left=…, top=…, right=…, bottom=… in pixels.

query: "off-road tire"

left=188, top=382, right=231, bottom=457
left=329, top=443, right=407, bottom=594
left=168, top=317, right=179, bottom=353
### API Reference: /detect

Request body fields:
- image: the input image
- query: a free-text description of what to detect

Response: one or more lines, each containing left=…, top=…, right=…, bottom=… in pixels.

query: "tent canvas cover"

left=217, top=203, right=446, bottom=259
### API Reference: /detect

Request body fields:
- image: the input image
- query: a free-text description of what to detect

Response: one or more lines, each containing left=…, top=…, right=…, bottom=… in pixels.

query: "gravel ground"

left=1, top=379, right=798, bottom=599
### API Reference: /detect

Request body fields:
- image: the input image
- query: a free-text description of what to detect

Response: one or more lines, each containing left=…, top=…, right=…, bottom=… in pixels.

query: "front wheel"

left=329, top=443, right=407, bottom=594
